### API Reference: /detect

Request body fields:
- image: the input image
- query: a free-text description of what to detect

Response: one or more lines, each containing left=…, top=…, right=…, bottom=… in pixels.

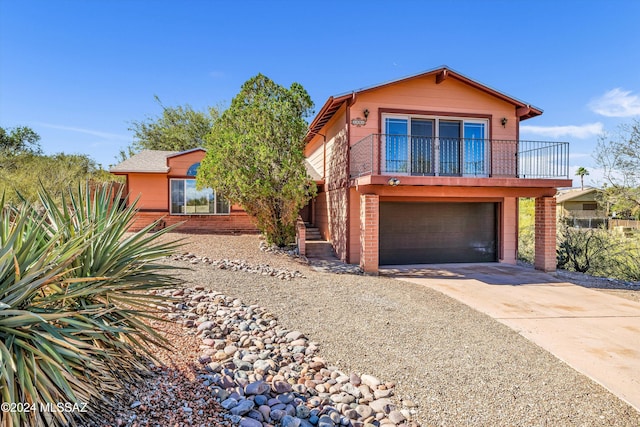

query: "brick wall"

left=129, top=210, right=258, bottom=234
left=360, top=194, right=379, bottom=274
left=534, top=196, right=557, bottom=272
left=296, top=218, right=306, bottom=256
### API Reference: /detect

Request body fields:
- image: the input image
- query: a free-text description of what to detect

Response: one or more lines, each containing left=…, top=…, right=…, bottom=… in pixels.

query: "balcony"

left=349, top=134, right=569, bottom=180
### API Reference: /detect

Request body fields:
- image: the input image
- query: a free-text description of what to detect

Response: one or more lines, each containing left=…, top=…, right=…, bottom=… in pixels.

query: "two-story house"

left=303, top=66, right=571, bottom=273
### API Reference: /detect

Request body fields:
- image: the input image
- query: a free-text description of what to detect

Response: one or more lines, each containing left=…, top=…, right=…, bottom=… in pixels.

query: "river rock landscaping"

left=159, top=286, right=418, bottom=427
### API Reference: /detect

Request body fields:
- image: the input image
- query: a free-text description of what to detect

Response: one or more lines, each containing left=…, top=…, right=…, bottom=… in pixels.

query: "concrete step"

left=305, top=241, right=335, bottom=258
left=304, top=226, right=322, bottom=241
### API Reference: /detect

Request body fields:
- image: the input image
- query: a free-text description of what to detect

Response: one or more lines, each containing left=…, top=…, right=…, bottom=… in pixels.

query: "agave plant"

left=1, top=184, right=183, bottom=426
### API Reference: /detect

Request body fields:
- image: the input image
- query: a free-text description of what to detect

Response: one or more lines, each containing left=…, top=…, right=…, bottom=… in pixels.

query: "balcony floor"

left=351, top=175, right=572, bottom=198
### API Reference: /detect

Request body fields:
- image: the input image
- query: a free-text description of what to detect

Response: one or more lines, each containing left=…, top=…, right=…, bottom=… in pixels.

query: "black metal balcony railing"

left=349, top=134, right=569, bottom=179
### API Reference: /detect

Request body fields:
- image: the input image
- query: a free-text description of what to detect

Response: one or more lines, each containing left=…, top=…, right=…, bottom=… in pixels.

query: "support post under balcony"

left=534, top=196, right=557, bottom=272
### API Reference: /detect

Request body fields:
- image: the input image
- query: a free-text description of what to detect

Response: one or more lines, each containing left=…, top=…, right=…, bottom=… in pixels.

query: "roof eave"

left=305, top=94, right=351, bottom=142
left=109, top=169, right=170, bottom=174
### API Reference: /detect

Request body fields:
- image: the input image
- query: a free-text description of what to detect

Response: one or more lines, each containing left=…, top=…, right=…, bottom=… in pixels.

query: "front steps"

left=303, top=223, right=336, bottom=260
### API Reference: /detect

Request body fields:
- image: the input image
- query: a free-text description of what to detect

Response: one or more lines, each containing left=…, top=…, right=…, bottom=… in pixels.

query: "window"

left=170, top=179, right=230, bottom=215
left=169, top=162, right=229, bottom=215
left=382, top=115, right=489, bottom=177
left=186, top=162, right=200, bottom=176
left=583, top=203, right=597, bottom=211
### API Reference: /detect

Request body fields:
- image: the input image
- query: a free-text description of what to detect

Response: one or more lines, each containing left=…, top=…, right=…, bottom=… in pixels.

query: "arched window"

left=186, top=162, right=200, bottom=177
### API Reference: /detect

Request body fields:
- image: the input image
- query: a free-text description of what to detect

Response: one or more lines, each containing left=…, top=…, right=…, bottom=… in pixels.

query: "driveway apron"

left=382, top=263, right=640, bottom=412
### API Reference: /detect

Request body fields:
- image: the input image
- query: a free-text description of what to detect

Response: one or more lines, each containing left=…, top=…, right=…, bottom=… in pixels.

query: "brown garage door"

left=379, top=202, right=497, bottom=265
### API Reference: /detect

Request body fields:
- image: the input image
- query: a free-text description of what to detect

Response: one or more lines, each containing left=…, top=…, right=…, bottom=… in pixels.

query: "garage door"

left=379, top=202, right=497, bottom=265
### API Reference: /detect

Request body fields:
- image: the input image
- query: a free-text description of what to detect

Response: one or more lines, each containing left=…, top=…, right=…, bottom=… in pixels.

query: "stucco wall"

left=128, top=173, right=168, bottom=210
left=167, top=149, right=206, bottom=177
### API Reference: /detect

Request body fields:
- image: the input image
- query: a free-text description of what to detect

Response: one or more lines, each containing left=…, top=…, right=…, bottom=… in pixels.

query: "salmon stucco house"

left=302, top=66, right=571, bottom=274
left=110, top=148, right=256, bottom=233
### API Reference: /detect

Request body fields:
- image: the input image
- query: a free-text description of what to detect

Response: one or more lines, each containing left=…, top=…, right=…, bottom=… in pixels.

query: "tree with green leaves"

left=0, top=152, right=108, bottom=205
left=128, top=96, right=219, bottom=153
left=594, top=119, right=640, bottom=219
left=198, top=74, right=316, bottom=246
left=0, top=125, right=121, bottom=206
left=0, top=125, right=42, bottom=155
left=575, top=166, right=589, bottom=190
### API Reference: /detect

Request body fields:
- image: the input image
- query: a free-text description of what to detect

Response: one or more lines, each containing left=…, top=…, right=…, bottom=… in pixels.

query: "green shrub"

left=556, top=223, right=640, bottom=281
left=518, top=198, right=535, bottom=263
left=556, top=223, right=613, bottom=273
left=1, top=184, right=181, bottom=426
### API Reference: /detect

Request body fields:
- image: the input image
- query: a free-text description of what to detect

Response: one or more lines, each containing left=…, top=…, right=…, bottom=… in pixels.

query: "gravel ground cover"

left=100, top=317, right=234, bottom=427
left=142, top=233, right=640, bottom=427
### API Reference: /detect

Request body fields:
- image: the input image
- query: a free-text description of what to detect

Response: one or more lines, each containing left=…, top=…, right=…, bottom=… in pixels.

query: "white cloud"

left=569, top=152, right=591, bottom=160
left=35, top=122, right=129, bottom=141
left=209, top=70, right=225, bottom=79
left=588, top=88, right=640, bottom=117
left=520, top=122, right=604, bottom=139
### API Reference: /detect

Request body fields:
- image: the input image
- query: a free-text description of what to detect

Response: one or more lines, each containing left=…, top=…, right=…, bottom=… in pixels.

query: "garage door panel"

left=379, top=202, right=496, bottom=265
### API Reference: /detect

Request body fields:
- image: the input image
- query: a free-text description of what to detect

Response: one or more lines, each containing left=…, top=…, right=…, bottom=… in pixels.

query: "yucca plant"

left=0, top=200, right=108, bottom=426
left=35, top=184, right=183, bottom=376
left=1, top=184, right=183, bottom=426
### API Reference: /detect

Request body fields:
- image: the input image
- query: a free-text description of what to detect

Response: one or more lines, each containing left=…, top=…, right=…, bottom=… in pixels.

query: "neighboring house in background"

left=555, top=187, right=607, bottom=228
left=110, top=148, right=256, bottom=233
left=303, top=66, right=572, bottom=273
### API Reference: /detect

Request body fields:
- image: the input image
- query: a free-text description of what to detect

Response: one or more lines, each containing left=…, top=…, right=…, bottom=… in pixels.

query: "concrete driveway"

left=381, top=263, right=640, bottom=412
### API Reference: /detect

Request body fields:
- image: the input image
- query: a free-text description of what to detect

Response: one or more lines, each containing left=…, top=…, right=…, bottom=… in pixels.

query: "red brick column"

left=534, top=196, right=557, bottom=272
left=360, top=194, right=379, bottom=274
left=296, top=218, right=306, bottom=257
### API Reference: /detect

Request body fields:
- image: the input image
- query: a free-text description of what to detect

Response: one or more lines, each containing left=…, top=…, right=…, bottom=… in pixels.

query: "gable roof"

left=555, top=187, right=600, bottom=204
left=110, top=148, right=208, bottom=174
left=110, top=150, right=177, bottom=173
left=306, top=65, right=543, bottom=141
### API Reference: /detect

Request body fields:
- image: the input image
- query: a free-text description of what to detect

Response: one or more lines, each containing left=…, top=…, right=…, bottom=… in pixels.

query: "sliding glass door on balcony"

left=411, top=119, right=434, bottom=175
left=463, top=122, right=487, bottom=176
left=439, top=121, right=461, bottom=176
left=382, top=115, right=488, bottom=176
left=384, top=118, right=409, bottom=173
left=384, top=117, right=434, bottom=175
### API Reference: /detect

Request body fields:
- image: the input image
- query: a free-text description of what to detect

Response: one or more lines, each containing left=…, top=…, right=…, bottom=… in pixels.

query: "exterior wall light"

left=387, top=177, right=400, bottom=186
left=363, top=109, right=369, bottom=119
left=501, top=117, right=508, bottom=128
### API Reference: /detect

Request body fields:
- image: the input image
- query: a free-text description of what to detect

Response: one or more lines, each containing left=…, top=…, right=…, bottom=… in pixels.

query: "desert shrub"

left=1, top=184, right=181, bottom=426
left=557, top=223, right=640, bottom=281
left=605, top=234, right=640, bottom=282
left=556, top=223, right=613, bottom=273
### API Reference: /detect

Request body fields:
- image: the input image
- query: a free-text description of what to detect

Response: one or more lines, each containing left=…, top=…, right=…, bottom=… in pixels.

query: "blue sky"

left=1, top=0, right=639, bottom=187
